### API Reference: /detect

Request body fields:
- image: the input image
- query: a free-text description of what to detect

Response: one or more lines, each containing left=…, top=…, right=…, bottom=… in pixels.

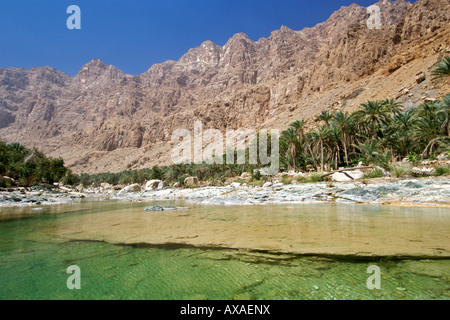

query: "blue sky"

left=0, top=0, right=416, bottom=76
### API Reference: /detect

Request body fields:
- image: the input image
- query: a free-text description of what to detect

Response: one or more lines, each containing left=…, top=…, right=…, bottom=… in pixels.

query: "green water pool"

left=0, top=200, right=449, bottom=300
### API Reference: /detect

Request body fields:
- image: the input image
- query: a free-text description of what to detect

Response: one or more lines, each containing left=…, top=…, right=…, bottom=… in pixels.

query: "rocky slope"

left=0, top=0, right=449, bottom=173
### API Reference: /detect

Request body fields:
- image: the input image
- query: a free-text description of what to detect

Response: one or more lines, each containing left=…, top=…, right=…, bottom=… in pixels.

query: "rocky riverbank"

left=1, top=177, right=450, bottom=208
left=0, top=185, right=87, bottom=207
left=111, top=177, right=450, bottom=207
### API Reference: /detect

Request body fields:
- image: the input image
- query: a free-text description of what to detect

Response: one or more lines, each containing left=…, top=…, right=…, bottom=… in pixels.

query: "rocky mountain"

left=0, top=0, right=449, bottom=173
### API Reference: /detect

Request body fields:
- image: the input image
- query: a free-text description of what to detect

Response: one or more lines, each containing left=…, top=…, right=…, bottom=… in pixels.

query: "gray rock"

left=144, top=206, right=190, bottom=212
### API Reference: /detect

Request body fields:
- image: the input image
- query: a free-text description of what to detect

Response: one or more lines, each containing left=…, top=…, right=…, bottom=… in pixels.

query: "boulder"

left=416, top=71, right=426, bottom=84
left=438, top=152, right=449, bottom=161
left=1, top=176, right=16, bottom=186
left=118, top=184, right=141, bottom=195
left=332, top=170, right=365, bottom=182
left=145, top=180, right=164, bottom=191
left=100, top=182, right=112, bottom=189
left=263, top=182, right=273, bottom=188
left=230, top=182, right=241, bottom=188
left=184, top=176, right=199, bottom=187
left=173, top=182, right=181, bottom=188
left=240, top=172, right=251, bottom=179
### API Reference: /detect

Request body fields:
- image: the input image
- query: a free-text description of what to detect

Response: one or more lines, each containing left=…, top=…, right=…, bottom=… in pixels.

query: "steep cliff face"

left=0, top=0, right=449, bottom=173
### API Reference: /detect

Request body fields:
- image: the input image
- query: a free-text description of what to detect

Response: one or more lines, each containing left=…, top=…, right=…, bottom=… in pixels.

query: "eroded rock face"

left=0, top=0, right=449, bottom=173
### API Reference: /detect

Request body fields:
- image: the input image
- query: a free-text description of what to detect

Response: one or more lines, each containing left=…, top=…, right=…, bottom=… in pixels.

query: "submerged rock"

left=144, top=206, right=190, bottom=212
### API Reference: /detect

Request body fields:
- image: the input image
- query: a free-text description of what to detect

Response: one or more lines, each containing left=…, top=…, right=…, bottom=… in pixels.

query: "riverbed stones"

left=263, top=182, right=273, bottom=188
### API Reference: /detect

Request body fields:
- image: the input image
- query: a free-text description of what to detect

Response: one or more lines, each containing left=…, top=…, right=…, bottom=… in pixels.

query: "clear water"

left=0, top=200, right=449, bottom=300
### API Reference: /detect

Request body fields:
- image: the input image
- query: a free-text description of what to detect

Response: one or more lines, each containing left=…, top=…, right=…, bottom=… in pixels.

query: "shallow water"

left=0, top=200, right=449, bottom=300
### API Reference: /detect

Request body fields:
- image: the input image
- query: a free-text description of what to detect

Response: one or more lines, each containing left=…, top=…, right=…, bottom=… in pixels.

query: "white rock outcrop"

left=118, top=184, right=141, bottom=195
left=332, top=170, right=365, bottom=182
left=145, top=180, right=164, bottom=191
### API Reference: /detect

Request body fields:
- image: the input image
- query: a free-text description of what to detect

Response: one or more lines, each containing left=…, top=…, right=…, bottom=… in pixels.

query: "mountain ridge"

left=0, top=0, right=449, bottom=173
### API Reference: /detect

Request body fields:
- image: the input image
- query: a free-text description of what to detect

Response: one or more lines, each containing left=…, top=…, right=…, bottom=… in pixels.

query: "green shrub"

left=434, top=166, right=450, bottom=177
left=281, top=176, right=292, bottom=185
left=252, top=170, right=262, bottom=181
left=390, top=165, right=412, bottom=178
left=408, top=153, right=421, bottom=165
left=249, top=180, right=264, bottom=187
left=363, top=169, right=385, bottom=179
left=308, top=173, right=323, bottom=183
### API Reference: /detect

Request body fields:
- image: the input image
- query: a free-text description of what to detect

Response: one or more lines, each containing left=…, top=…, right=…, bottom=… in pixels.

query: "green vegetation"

left=362, top=169, right=385, bottom=180
left=390, top=164, right=412, bottom=178
left=280, top=94, right=450, bottom=173
left=435, top=166, right=450, bottom=177
left=431, top=56, right=450, bottom=81
left=74, top=162, right=259, bottom=188
left=0, top=141, right=69, bottom=187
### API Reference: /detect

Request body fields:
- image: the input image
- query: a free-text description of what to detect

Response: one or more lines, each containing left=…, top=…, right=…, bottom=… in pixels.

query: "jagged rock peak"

left=74, top=58, right=126, bottom=86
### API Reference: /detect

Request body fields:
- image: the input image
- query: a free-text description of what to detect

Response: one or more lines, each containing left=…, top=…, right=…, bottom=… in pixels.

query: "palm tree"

left=281, top=128, right=298, bottom=171
left=413, top=114, right=442, bottom=147
left=315, top=111, right=333, bottom=127
left=391, top=109, right=417, bottom=132
left=438, top=94, right=450, bottom=137
left=354, top=101, right=390, bottom=139
left=289, top=120, right=306, bottom=147
left=431, top=56, right=450, bottom=81
left=309, top=126, right=330, bottom=172
left=332, top=111, right=354, bottom=165
left=356, top=140, right=381, bottom=165
left=381, top=98, right=403, bottom=115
